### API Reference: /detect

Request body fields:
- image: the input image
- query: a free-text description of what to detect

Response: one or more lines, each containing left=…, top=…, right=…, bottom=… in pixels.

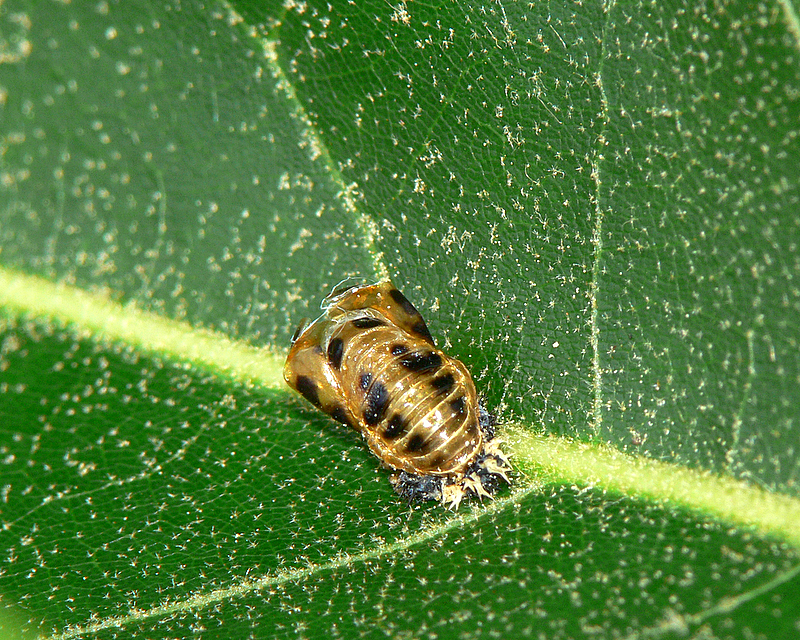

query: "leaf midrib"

left=2, top=266, right=799, bottom=550
left=3, top=267, right=800, bottom=639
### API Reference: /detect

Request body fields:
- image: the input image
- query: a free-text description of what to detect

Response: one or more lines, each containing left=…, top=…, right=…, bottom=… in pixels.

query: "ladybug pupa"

left=283, top=280, right=511, bottom=509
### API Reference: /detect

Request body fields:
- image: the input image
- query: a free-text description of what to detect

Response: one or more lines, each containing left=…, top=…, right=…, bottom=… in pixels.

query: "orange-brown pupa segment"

left=282, top=309, right=353, bottom=426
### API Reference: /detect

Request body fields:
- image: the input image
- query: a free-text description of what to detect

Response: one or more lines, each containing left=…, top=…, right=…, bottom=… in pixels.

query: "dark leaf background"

left=1, top=1, right=799, bottom=638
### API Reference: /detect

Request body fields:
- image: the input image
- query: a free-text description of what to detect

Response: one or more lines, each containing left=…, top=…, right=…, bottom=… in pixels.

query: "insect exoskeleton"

left=283, top=280, right=510, bottom=509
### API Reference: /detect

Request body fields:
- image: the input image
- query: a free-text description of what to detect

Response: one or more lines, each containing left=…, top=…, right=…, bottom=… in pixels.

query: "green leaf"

left=2, top=1, right=800, bottom=638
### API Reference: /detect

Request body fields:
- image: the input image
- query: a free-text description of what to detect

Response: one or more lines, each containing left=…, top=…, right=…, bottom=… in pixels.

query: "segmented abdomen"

left=330, top=315, right=482, bottom=475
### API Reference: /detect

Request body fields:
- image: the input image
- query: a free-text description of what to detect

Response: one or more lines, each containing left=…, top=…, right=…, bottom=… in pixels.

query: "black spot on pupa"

left=359, top=372, right=373, bottom=392
left=405, top=433, right=428, bottom=453
left=450, top=395, right=467, bottom=416
left=384, top=414, right=408, bottom=439
left=327, top=337, right=344, bottom=369
left=296, top=376, right=322, bottom=408
left=400, top=351, right=442, bottom=373
left=389, top=288, right=421, bottom=317
left=411, top=320, right=435, bottom=344
left=352, top=317, right=384, bottom=329
left=291, top=319, right=309, bottom=344
left=330, top=406, right=350, bottom=426
left=363, top=382, right=389, bottom=426
left=431, top=373, right=455, bottom=394
left=390, top=343, right=408, bottom=356
left=387, top=289, right=434, bottom=343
